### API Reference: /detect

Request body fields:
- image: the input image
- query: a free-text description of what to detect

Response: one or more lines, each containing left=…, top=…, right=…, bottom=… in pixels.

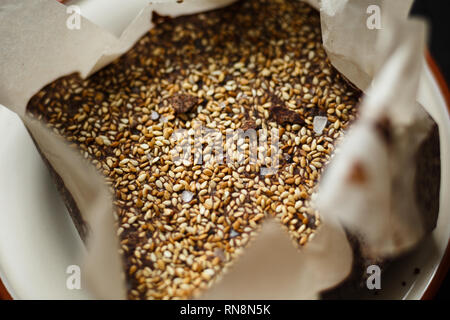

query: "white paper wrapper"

left=0, top=0, right=439, bottom=299
left=315, top=1, right=439, bottom=260
left=319, top=0, right=415, bottom=91
left=200, top=216, right=352, bottom=299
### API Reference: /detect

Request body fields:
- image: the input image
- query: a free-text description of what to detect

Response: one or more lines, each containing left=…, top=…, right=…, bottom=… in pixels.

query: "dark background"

left=411, top=0, right=450, bottom=82
left=410, top=0, right=450, bottom=300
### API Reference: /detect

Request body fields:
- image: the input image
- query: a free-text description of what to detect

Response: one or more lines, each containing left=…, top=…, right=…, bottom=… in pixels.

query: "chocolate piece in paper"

left=25, top=0, right=361, bottom=299
left=0, top=0, right=441, bottom=301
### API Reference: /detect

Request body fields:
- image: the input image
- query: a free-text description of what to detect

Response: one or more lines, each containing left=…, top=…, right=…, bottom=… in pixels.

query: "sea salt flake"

left=151, top=111, right=160, bottom=120
left=181, top=190, right=194, bottom=203
left=230, top=229, right=240, bottom=238
left=203, top=269, right=215, bottom=277
left=313, top=116, right=327, bottom=134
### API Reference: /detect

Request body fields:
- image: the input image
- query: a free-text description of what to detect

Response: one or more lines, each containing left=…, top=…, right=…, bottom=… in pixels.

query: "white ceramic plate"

left=0, top=58, right=448, bottom=300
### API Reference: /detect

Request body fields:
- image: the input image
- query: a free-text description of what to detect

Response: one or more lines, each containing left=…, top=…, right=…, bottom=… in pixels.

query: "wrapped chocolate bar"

left=0, top=0, right=442, bottom=299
